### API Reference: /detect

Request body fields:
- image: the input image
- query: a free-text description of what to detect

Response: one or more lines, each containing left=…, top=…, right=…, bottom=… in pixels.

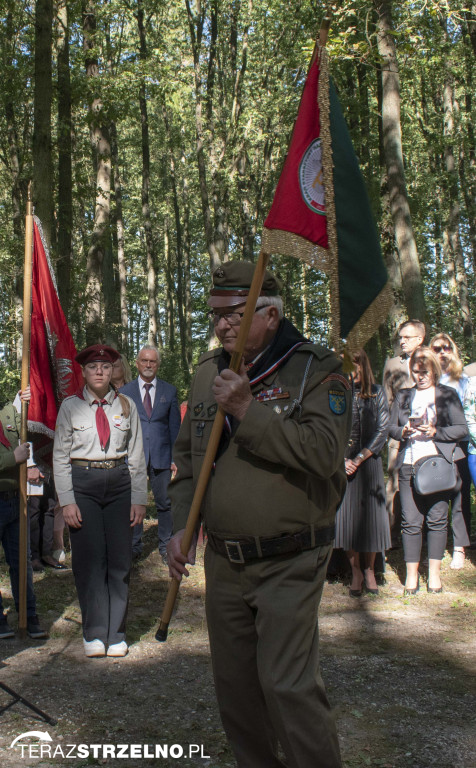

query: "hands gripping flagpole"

left=155, top=250, right=271, bottom=642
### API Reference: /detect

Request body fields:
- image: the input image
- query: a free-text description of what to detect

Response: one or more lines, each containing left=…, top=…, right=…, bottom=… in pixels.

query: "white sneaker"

left=107, top=641, right=128, bottom=657
left=53, top=549, right=66, bottom=563
left=83, top=638, right=106, bottom=657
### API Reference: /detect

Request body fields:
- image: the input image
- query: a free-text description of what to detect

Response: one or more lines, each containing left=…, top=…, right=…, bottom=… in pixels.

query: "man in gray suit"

left=382, top=320, right=425, bottom=544
left=121, top=346, right=180, bottom=563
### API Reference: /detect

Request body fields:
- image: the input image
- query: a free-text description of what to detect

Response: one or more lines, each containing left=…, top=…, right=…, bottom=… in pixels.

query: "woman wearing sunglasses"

left=429, top=334, right=471, bottom=569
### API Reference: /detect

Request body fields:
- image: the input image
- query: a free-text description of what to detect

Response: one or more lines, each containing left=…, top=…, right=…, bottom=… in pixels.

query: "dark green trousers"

left=205, top=544, right=342, bottom=768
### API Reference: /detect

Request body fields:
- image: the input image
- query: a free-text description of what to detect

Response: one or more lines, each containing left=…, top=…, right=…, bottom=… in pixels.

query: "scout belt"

left=207, top=524, right=335, bottom=564
left=71, top=457, right=126, bottom=469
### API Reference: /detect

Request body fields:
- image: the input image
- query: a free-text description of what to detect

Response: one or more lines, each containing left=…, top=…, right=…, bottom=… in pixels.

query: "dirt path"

left=0, top=526, right=475, bottom=768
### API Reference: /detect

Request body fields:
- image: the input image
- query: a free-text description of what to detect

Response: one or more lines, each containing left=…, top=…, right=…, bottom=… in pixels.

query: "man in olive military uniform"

left=168, top=261, right=351, bottom=768
left=0, top=390, right=48, bottom=639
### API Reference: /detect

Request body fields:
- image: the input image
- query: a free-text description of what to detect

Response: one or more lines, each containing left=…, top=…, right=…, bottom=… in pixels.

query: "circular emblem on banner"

left=299, top=138, right=326, bottom=215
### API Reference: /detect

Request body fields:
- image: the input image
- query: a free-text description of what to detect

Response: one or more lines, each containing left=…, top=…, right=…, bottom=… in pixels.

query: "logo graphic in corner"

left=298, top=138, right=326, bottom=215
left=328, top=390, right=346, bottom=415
left=10, top=731, right=53, bottom=749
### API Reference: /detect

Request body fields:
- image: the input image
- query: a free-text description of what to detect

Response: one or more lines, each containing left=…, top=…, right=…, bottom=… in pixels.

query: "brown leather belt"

left=207, top=524, right=335, bottom=564
left=71, top=457, right=126, bottom=469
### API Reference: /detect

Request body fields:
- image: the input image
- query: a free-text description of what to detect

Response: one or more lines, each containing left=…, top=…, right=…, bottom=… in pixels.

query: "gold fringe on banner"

left=262, top=44, right=393, bottom=352
left=344, top=281, right=394, bottom=352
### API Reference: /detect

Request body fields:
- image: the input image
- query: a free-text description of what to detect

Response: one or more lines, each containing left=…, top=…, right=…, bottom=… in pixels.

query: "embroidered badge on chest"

left=112, top=415, right=122, bottom=427
left=254, top=387, right=290, bottom=403
left=207, top=404, right=217, bottom=417
left=328, top=390, right=346, bottom=415
left=194, top=402, right=204, bottom=416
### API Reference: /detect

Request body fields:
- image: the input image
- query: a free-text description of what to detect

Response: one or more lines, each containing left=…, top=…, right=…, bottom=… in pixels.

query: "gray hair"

left=255, top=295, right=284, bottom=319
left=137, top=345, right=161, bottom=363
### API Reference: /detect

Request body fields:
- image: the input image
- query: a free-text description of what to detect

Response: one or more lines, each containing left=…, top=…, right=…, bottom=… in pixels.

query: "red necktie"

left=92, top=399, right=110, bottom=449
left=143, top=383, right=153, bottom=418
left=0, top=422, right=11, bottom=449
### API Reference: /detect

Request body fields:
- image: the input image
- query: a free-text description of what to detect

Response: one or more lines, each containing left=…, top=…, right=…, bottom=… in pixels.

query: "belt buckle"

left=224, top=540, right=245, bottom=564
left=104, top=460, right=114, bottom=469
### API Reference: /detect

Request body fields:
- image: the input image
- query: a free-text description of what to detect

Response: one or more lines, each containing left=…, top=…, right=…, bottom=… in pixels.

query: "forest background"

left=0, top=0, right=474, bottom=401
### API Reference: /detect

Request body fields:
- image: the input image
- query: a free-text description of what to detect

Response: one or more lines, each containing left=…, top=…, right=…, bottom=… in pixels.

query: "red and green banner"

left=28, top=217, right=83, bottom=445
left=262, top=46, right=391, bottom=349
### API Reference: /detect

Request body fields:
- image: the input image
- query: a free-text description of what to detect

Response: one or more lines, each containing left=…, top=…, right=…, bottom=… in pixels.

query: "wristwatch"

left=357, top=452, right=365, bottom=461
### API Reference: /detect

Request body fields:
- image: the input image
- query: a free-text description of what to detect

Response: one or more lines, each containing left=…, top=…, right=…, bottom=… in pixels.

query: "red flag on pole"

left=264, top=56, right=328, bottom=248
left=28, top=217, right=83, bottom=448
left=262, top=45, right=391, bottom=350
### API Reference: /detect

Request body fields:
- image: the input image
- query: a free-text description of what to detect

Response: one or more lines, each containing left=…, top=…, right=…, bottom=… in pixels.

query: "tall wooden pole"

left=18, top=184, right=34, bottom=635
left=156, top=250, right=270, bottom=641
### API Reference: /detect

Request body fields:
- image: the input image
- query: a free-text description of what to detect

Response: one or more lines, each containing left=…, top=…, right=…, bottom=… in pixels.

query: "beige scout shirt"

left=53, top=386, right=147, bottom=507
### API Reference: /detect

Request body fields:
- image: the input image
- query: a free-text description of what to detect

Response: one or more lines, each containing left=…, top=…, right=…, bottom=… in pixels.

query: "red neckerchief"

left=75, top=387, right=117, bottom=450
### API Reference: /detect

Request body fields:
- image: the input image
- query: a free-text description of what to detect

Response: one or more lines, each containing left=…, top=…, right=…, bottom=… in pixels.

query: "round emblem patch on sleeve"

left=328, top=389, right=346, bottom=415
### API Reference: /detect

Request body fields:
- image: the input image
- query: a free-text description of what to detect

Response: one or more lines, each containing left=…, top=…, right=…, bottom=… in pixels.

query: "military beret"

left=75, top=344, right=120, bottom=366
left=208, top=260, right=282, bottom=308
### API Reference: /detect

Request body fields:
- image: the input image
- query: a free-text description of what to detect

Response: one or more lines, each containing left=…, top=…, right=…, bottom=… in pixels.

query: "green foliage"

left=0, top=0, right=474, bottom=390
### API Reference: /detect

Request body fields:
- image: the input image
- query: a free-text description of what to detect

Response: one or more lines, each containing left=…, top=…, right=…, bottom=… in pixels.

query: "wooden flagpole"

left=156, top=14, right=332, bottom=642
left=156, top=249, right=270, bottom=641
left=18, top=184, right=34, bottom=635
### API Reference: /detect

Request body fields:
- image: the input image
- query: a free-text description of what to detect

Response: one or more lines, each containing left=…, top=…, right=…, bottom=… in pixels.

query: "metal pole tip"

left=155, top=624, right=169, bottom=642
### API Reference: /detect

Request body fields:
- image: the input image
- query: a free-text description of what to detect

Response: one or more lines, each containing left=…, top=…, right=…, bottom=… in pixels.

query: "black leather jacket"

left=388, top=384, right=469, bottom=468
left=346, top=384, right=389, bottom=459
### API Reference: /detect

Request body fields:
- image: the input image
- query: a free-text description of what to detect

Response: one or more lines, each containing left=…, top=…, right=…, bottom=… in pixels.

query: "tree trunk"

left=164, top=217, right=175, bottom=351
left=374, top=0, right=426, bottom=324
left=161, top=101, right=190, bottom=375
left=185, top=0, right=221, bottom=273
left=376, top=59, right=402, bottom=341
left=442, top=69, right=473, bottom=348
left=136, top=0, right=160, bottom=348
left=56, top=0, right=73, bottom=320
left=461, top=10, right=476, bottom=271
left=181, top=147, right=193, bottom=379
left=110, top=120, right=129, bottom=353
left=83, top=0, right=112, bottom=343
left=33, top=0, right=54, bottom=251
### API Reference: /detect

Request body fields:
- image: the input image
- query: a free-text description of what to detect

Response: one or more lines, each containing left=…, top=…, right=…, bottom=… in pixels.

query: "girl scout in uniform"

left=53, top=345, right=147, bottom=657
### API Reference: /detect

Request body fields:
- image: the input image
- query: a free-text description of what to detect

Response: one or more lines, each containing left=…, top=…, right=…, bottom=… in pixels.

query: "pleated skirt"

left=335, top=456, right=391, bottom=552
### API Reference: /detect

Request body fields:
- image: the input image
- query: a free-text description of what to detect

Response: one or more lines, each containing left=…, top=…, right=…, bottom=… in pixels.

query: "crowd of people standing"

left=343, top=319, right=474, bottom=598
left=0, top=262, right=475, bottom=768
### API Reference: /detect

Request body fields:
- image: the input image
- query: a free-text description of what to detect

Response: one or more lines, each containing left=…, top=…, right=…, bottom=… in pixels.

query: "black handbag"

left=413, top=455, right=458, bottom=495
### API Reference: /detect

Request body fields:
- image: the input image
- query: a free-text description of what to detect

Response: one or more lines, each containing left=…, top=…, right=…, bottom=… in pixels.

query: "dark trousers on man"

left=205, top=544, right=342, bottom=768
left=70, top=464, right=132, bottom=645
left=451, top=454, right=471, bottom=546
left=0, top=494, right=37, bottom=618
left=28, top=482, right=56, bottom=561
left=131, top=466, right=172, bottom=557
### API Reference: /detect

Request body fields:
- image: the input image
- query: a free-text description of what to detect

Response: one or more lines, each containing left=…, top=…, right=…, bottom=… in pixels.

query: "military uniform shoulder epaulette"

left=295, top=344, right=352, bottom=390
left=197, top=347, right=222, bottom=366
left=294, top=342, right=335, bottom=361
left=62, top=394, right=79, bottom=403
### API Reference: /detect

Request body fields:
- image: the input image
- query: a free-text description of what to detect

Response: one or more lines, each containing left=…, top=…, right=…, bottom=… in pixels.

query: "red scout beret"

left=208, top=260, right=282, bottom=308
left=75, top=344, right=120, bottom=366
